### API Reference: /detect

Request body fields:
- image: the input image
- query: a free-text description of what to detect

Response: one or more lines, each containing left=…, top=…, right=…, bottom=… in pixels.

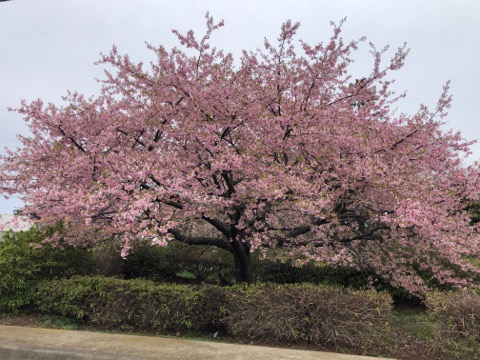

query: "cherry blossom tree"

left=1, top=15, right=479, bottom=293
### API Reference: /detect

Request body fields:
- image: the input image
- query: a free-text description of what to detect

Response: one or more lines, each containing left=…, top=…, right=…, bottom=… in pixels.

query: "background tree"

left=1, top=15, right=479, bottom=293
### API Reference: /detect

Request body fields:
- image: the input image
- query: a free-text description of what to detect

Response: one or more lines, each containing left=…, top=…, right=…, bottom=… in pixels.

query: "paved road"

left=0, top=325, right=395, bottom=360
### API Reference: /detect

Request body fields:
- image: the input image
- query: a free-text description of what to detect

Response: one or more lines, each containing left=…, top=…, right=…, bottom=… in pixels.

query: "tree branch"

left=168, top=229, right=233, bottom=253
left=221, top=170, right=236, bottom=197
left=202, top=214, right=232, bottom=238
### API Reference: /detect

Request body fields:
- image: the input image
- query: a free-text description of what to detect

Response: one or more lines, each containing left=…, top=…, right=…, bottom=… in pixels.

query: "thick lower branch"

left=168, top=229, right=234, bottom=254
left=276, top=217, right=329, bottom=239
left=201, top=214, right=232, bottom=238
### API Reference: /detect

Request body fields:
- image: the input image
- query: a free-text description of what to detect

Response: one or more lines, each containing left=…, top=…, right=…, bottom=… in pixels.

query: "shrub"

left=252, top=257, right=427, bottom=306
left=36, top=276, right=392, bottom=349
left=123, top=241, right=234, bottom=284
left=253, top=258, right=369, bottom=288
left=179, top=246, right=233, bottom=284
left=36, top=276, right=225, bottom=333
left=122, top=241, right=181, bottom=280
left=426, top=289, right=480, bottom=342
left=0, top=226, right=93, bottom=313
left=90, top=240, right=124, bottom=277
left=222, top=283, right=392, bottom=350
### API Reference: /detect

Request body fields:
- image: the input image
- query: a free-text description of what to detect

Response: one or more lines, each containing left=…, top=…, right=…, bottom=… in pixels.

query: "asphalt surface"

left=0, top=325, right=395, bottom=360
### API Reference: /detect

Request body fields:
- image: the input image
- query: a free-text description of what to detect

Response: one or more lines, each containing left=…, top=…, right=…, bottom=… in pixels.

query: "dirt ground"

left=0, top=313, right=44, bottom=327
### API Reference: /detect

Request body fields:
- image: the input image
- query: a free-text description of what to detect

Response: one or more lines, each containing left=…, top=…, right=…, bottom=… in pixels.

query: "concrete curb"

left=0, top=325, right=394, bottom=360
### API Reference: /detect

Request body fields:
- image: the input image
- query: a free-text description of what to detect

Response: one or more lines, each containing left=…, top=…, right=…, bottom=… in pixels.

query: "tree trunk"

left=169, top=228, right=253, bottom=283
left=231, top=238, right=253, bottom=283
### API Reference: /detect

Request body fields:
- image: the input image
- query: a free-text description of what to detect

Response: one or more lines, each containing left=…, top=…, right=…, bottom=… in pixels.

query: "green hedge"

left=36, top=276, right=225, bottom=333
left=0, top=226, right=93, bottom=313
left=36, top=276, right=392, bottom=349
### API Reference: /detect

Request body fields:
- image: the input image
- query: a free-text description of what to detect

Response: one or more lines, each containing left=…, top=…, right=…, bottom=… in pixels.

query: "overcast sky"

left=1, top=0, right=479, bottom=214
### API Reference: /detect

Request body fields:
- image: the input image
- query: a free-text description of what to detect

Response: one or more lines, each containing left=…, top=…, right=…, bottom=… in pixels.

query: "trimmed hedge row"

left=223, top=284, right=392, bottom=349
left=36, top=276, right=392, bottom=349
left=36, top=276, right=224, bottom=333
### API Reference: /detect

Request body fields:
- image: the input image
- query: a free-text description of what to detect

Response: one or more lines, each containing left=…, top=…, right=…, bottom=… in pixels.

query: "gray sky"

left=1, top=0, right=479, bottom=213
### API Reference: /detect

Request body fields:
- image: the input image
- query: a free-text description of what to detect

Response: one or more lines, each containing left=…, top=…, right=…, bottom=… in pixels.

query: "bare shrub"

left=426, top=289, right=480, bottom=342
left=223, top=284, right=392, bottom=350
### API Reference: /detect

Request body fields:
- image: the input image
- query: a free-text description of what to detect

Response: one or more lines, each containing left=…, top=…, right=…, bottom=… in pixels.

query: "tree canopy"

left=1, top=15, right=479, bottom=293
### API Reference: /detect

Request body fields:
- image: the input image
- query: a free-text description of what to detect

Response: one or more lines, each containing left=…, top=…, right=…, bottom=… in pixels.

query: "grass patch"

left=386, top=305, right=480, bottom=360
left=41, top=315, right=83, bottom=330
left=391, top=307, right=436, bottom=341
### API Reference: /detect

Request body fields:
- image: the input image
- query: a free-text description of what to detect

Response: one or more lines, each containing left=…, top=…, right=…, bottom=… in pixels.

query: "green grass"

left=41, top=315, right=82, bottom=330
left=391, top=307, right=436, bottom=341
left=388, top=306, right=480, bottom=360
left=176, top=270, right=197, bottom=279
